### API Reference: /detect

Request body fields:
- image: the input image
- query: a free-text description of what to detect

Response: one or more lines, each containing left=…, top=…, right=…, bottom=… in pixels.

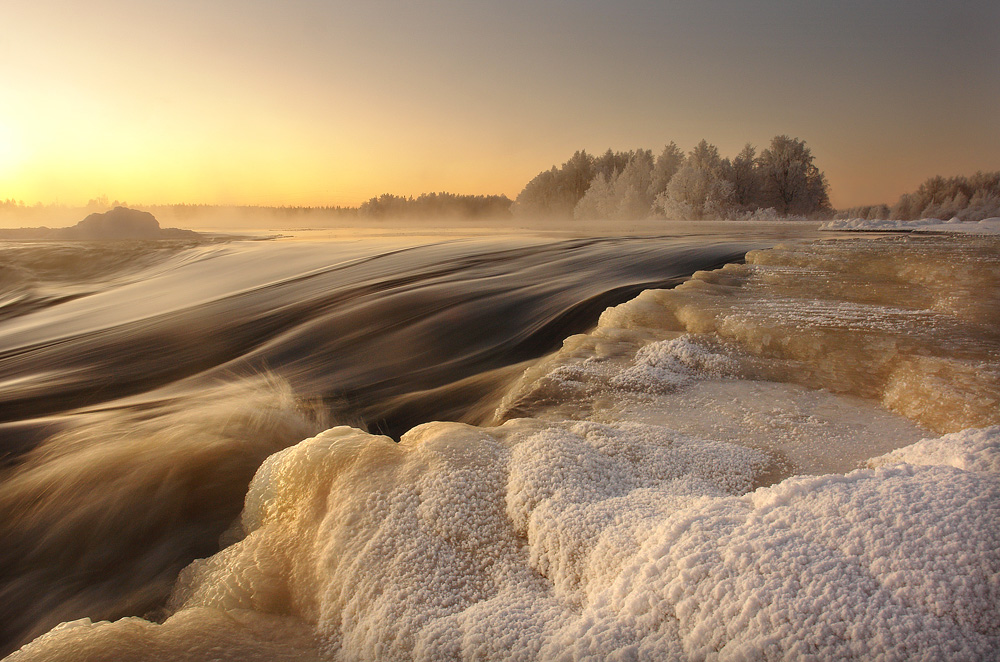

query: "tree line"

left=357, top=192, right=513, bottom=219
left=513, top=135, right=831, bottom=221
left=837, top=171, right=1000, bottom=222
left=7, top=144, right=996, bottom=223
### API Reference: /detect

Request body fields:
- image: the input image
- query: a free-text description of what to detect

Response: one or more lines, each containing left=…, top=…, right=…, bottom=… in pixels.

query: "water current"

left=0, top=229, right=769, bottom=653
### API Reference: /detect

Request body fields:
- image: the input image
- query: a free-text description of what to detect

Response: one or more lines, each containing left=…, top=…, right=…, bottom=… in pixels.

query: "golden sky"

left=3, top=0, right=998, bottom=209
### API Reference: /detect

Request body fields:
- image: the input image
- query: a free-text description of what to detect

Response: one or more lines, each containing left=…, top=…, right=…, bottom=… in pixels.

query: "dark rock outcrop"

left=0, top=208, right=200, bottom=241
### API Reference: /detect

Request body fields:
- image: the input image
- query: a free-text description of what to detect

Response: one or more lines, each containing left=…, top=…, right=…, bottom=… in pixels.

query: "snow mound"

left=611, top=335, right=738, bottom=392
left=868, top=425, right=1000, bottom=473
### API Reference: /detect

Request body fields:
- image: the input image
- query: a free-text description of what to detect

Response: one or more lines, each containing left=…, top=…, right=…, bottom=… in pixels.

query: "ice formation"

left=820, top=216, right=1000, bottom=234
left=609, top=335, right=739, bottom=393
left=501, top=235, right=1000, bottom=434
left=10, top=421, right=999, bottom=661
left=9, top=234, right=1000, bottom=661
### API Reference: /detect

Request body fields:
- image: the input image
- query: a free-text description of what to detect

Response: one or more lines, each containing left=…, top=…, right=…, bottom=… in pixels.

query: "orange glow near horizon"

left=3, top=1, right=998, bottom=211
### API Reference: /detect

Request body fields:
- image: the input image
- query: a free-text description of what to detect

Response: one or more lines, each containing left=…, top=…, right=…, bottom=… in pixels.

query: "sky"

left=2, top=0, right=998, bottom=209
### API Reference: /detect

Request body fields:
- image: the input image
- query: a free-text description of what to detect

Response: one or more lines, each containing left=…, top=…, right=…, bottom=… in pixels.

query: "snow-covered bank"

left=8, top=234, right=1000, bottom=661
left=821, top=216, right=1000, bottom=234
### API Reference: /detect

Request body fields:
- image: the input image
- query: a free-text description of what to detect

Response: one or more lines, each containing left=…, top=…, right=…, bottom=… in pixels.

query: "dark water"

left=0, top=233, right=766, bottom=654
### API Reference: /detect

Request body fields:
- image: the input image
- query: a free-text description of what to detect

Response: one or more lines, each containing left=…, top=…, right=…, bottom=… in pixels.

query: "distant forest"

left=357, top=192, right=513, bottom=219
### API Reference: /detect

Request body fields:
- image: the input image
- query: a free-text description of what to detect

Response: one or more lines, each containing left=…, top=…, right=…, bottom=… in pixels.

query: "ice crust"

left=10, top=235, right=1000, bottom=661
left=10, top=421, right=1000, bottom=661
left=820, top=216, right=1000, bottom=234
left=582, top=236, right=999, bottom=433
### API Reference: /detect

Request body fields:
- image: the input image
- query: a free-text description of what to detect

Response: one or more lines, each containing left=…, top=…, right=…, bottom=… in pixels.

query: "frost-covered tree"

left=648, top=142, right=685, bottom=199
left=725, top=143, right=762, bottom=210
left=653, top=140, right=734, bottom=220
left=686, top=139, right=723, bottom=172
left=360, top=192, right=512, bottom=219
left=572, top=173, right=617, bottom=220
left=659, top=167, right=735, bottom=220
left=574, top=150, right=655, bottom=220
left=835, top=203, right=891, bottom=220
left=592, top=149, right=635, bottom=181
left=889, top=171, right=1000, bottom=221
left=514, top=150, right=595, bottom=218
left=519, top=135, right=834, bottom=222
left=891, top=193, right=921, bottom=220
left=615, top=150, right=655, bottom=219
left=757, top=135, right=830, bottom=216
left=965, top=188, right=1000, bottom=220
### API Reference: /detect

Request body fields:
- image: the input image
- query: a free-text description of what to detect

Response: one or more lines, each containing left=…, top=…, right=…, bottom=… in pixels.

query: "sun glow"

left=0, top=122, right=25, bottom=179
left=2, top=0, right=996, bottom=210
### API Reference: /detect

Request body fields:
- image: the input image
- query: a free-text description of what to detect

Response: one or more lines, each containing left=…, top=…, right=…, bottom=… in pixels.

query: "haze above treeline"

left=4, top=135, right=999, bottom=227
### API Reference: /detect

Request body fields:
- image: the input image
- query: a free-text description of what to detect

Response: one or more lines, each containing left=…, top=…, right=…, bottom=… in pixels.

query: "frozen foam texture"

left=868, top=425, right=1000, bottom=474
left=610, top=335, right=738, bottom=392
left=582, top=236, right=1000, bottom=433
left=11, top=423, right=999, bottom=661
left=12, top=236, right=1000, bottom=660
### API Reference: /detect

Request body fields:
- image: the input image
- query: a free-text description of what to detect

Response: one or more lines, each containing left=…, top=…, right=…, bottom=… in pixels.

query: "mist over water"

left=0, top=230, right=763, bottom=653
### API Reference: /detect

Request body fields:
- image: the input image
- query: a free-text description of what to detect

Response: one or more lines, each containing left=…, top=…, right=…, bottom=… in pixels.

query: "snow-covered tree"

left=648, top=142, right=684, bottom=199
left=514, top=150, right=595, bottom=218
left=574, top=150, right=655, bottom=220
left=519, top=135, right=835, bottom=222
left=653, top=140, right=733, bottom=220
left=359, top=192, right=512, bottom=219
left=726, top=143, right=762, bottom=210
left=757, top=135, right=830, bottom=215
left=965, top=188, right=1000, bottom=221
left=889, top=171, right=1000, bottom=220
left=592, top=149, right=634, bottom=181
left=687, top=139, right=723, bottom=172
left=572, top=173, right=617, bottom=220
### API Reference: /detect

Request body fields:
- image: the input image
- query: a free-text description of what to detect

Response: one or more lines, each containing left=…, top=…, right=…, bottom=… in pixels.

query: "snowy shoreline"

left=820, top=216, right=1000, bottom=235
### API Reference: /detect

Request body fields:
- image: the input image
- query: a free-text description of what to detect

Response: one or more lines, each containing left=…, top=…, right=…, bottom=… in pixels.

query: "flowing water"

left=3, top=226, right=998, bottom=660
left=0, top=230, right=763, bottom=654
